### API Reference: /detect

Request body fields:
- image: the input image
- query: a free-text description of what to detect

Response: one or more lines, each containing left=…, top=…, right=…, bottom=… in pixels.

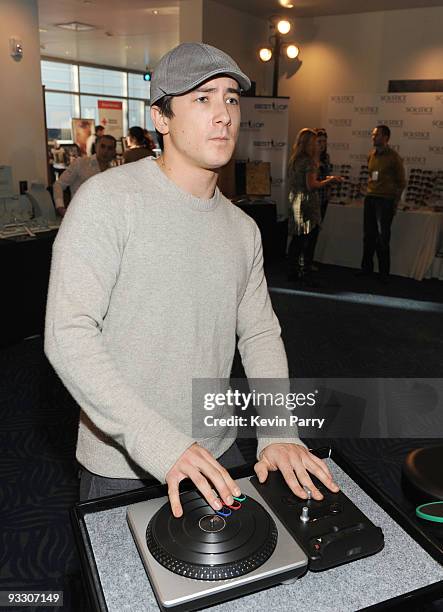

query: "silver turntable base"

left=127, top=477, right=307, bottom=610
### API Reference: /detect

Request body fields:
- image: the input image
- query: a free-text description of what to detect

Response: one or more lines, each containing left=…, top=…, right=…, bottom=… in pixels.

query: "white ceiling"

left=38, top=0, right=443, bottom=70
left=38, top=0, right=180, bottom=70
left=217, top=0, right=443, bottom=18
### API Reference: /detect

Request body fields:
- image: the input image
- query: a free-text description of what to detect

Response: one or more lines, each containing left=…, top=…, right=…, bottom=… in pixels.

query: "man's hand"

left=254, top=443, right=339, bottom=501
left=56, top=206, right=66, bottom=217
left=166, top=443, right=241, bottom=518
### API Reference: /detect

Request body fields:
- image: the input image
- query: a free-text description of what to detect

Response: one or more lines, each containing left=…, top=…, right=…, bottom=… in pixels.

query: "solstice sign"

left=326, top=92, right=443, bottom=169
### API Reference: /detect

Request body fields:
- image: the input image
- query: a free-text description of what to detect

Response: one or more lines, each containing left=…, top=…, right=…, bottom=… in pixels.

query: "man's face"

left=372, top=127, right=387, bottom=147
left=154, top=76, right=241, bottom=170
left=96, top=138, right=116, bottom=163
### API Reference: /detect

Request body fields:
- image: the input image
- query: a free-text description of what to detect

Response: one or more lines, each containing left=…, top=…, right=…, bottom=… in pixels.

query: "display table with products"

left=0, top=227, right=58, bottom=346
left=315, top=203, right=443, bottom=281
left=235, top=201, right=284, bottom=261
left=71, top=448, right=443, bottom=612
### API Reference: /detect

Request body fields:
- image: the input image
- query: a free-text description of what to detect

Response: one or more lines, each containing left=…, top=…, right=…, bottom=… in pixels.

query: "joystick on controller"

left=300, top=507, right=310, bottom=523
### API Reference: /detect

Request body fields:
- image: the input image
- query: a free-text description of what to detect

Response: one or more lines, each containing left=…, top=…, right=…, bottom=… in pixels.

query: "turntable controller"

left=127, top=473, right=384, bottom=611
left=251, top=471, right=384, bottom=571
left=127, top=477, right=307, bottom=611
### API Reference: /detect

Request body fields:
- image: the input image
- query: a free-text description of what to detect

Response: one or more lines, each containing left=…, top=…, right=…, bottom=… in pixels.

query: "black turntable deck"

left=146, top=489, right=278, bottom=580
left=126, top=477, right=308, bottom=611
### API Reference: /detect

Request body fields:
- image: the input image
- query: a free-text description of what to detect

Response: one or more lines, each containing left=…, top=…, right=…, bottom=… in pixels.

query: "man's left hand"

left=254, top=443, right=339, bottom=501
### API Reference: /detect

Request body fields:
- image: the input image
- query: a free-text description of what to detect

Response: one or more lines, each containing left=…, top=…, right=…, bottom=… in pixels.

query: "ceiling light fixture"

left=277, top=19, right=291, bottom=35
left=286, top=44, right=299, bottom=59
left=56, top=22, right=96, bottom=32
left=259, top=48, right=273, bottom=62
left=258, top=16, right=300, bottom=96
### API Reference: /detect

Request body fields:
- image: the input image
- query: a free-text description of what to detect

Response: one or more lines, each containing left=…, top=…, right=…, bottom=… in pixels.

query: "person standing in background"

left=143, top=129, right=157, bottom=153
left=53, top=135, right=116, bottom=217
left=123, top=126, right=154, bottom=164
left=358, top=125, right=406, bottom=283
left=287, top=128, right=342, bottom=286
left=304, top=128, right=333, bottom=272
left=86, top=125, right=105, bottom=157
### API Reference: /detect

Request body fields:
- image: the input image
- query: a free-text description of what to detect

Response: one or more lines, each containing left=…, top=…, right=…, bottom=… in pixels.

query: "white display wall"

left=235, top=97, right=290, bottom=220
left=325, top=92, right=443, bottom=170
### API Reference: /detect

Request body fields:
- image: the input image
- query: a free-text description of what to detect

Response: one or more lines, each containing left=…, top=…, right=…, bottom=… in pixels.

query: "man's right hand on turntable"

left=166, top=443, right=241, bottom=518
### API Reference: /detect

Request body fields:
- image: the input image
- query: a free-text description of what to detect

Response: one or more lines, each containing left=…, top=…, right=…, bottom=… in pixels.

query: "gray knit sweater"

left=45, top=158, right=301, bottom=483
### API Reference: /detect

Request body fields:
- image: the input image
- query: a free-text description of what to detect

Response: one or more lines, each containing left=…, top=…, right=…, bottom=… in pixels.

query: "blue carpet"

left=1, top=262, right=442, bottom=611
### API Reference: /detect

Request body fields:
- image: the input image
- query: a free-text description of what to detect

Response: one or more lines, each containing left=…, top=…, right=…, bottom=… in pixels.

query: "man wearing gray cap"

left=45, top=43, right=338, bottom=516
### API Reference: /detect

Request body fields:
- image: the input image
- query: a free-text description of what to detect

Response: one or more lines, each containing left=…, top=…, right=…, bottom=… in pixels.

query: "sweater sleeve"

left=53, top=160, right=80, bottom=209
left=44, top=175, right=194, bottom=483
left=393, top=154, right=407, bottom=197
left=236, top=222, right=306, bottom=457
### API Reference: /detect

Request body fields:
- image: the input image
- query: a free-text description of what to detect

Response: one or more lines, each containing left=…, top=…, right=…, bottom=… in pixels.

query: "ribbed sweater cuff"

left=256, top=437, right=307, bottom=460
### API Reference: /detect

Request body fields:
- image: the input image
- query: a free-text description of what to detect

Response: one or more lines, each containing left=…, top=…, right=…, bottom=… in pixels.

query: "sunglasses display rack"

left=328, top=164, right=369, bottom=204
left=404, top=168, right=443, bottom=211
left=327, top=165, right=443, bottom=210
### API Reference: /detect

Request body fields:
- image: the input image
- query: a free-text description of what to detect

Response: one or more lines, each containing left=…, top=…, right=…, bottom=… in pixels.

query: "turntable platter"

left=146, top=490, right=278, bottom=580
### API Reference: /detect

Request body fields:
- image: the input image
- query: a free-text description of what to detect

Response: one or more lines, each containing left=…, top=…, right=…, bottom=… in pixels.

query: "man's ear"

left=151, top=106, right=170, bottom=135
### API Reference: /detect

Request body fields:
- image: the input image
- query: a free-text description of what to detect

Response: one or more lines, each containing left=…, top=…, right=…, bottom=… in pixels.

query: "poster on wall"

left=71, top=118, right=95, bottom=156
left=325, top=92, right=443, bottom=169
left=98, top=100, right=123, bottom=139
left=235, top=97, right=290, bottom=220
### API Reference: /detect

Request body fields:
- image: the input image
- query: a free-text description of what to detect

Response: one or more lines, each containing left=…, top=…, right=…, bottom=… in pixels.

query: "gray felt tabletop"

left=84, top=459, right=443, bottom=612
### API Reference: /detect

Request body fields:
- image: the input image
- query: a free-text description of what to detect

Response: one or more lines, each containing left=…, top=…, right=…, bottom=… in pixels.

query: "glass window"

left=41, top=60, right=78, bottom=91
left=79, top=95, right=100, bottom=124
left=80, top=96, right=127, bottom=137
left=42, top=60, right=148, bottom=139
left=128, top=73, right=150, bottom=100
left=145, top=106, right=155, bottom=133
left=79, top=66, right=127, bottom=97
left=128, top=99, right=145, bottom=130
left=45, top=92, right=79, bottom=140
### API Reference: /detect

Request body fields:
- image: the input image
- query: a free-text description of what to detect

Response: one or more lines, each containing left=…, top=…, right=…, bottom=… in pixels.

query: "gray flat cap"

left=150, top=42, right=251, bottom=106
